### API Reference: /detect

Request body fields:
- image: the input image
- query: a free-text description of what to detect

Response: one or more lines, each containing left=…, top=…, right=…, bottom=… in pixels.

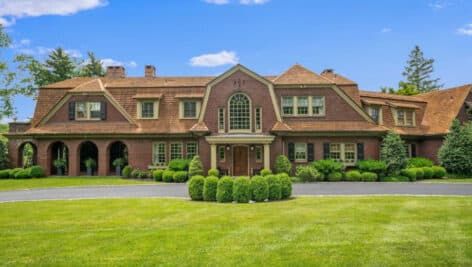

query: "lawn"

left=0, top=197, right=470, bottom=266
left=0, top=177, right=156, bottom=191
left=420, top=178, right=472, bottom=184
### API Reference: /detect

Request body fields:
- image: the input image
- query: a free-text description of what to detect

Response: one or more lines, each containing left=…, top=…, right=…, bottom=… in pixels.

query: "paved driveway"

left=0, top=182, right=471, bottom=202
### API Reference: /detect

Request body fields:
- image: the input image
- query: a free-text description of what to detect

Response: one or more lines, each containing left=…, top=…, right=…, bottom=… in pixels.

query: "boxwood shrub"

left=162, top=170, right=175, bottom=183
left=203, top=176, right=219, bottom=201
left=233, top=176, right=251, bottom=203
left=14, top=169, right=31, bottom=179
left=422, top=167, right=434, bottom=179
left=0, top=169, right=9, bottom=179
left=250, top=176, right=269, bottom=202
left=327, top=172, right=343, bottom=182
left=122, top=165, right=133, bottom=178
left=28, top=166, right=45, bottom=178
left=361, top=172, right=378, bottom=182
left=266, top=175, right=281, bottom=201
left=408, top=157, right=433, bottom=168
left=296, top=165, right=320, bottom=182
left=345, top=170, right=362, bottom=181
left=152, top=169, right=164, bottom=181
left=357, top=160, right=387, bottom=178
left=9, top=168, right=23, bottom=178
left=207, top=168, right=219, bottom=177
left=414, top=168, right=424, bottom=180
left=188, top=175, right=205, bottom=200
left=260, top=168, right=272, bottom=177
left=400, top=168, right=417, bottom=181
left=216, top=176, right=233, bottom=203
left=431, top=166, right=447, bottom=178
left=313, top=160, right=343, bottom=179
left=275, top=155, right=291, bottom=175
left=278, top=173, right=292, bottom=199
left=168, top=159, right=191, bottom=171
left=173, top=171, right=188, bottom=183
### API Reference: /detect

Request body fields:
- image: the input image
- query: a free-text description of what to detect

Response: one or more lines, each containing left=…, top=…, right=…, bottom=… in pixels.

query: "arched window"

left=229, top=93, right=251, bottom=131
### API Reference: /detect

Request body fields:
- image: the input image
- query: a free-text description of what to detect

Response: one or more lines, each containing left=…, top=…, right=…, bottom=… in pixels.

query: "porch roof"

left=205, top=134, right=275, bottom=144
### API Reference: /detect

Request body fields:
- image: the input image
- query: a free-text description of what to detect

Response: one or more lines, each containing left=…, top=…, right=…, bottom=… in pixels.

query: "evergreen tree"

left=0, top=141, right=9, bottom=170
left=80, top=52, right=105, bottom=77
left=0, top=25, right=17, bottom=119
left=380, top=131, right=408, bottom=175
left=188, top=155, right=204, bottom=178
left=402, top=45, right=442, bottom=93
left=439, top=120, right=472, bottom=175
left=45, top=47, right=76, bottom=83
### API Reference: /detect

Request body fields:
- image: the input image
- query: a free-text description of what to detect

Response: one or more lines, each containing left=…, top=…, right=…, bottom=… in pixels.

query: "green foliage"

left=265, top=175, right=281, bottom=201
left=345, top=170, right=362, bottom=181
left=216, top=176, right=234, bottom=203
left=14, top=169, right=31, bottom=179
left=207, top=168, right=219, bottom=177
left=414, top=168, right=424, bottom=180
left=357, top=160, right=387, bottom=177
left=382, top=176, right=410, bottom=182
left=79, top=52, right=105, bottom=77
left=188, top=175, right=205, bottom=201
left=400, top=168, right=417, bottom=181
left=439, top=121, right=472, bottom=175
left=422, top=167, right=434, bottom=179
left=260, top=168, right=272, bottom=176
left=278, top=174, right=292, bottom=199
left=402, top=45, right=442, bottom=93
left=168, top=159, right=191, bottom=171
left=112, top=158, right=125, bottom=167
left=295, top=165, right=320, bottom=182
left=203, top=176, right=219, bottom=201
left=22, top=143, right=34, bottom=168
left=162, top=170, right=175, bottom=183
left=431, top=166, right=447, bottom=178
left=84, top=158, right=97, bottom=169
left=275, top=155, right=291, bottom=175
left=122, top=165, right=133, bottom=178
left=327, top=172, right=343, bottom=182
left=361, top=172, right=378, bottom=182
left=131, top=169, right=149, bottom=179
left=9, top=168, right=23, bottom=178
left=188, top=156, right=205, bottom=177
left=0, top=26, right=18, bottom=119
left=250, top=176, right=269, bottom=202
left=28, top=166, right=45, bottom=178
left=380, top=132, right=408, bottom=175
left=313, top=159, right=343, bottom=179
left=173, top=171, right=188, bottom=183
left=0, top=141, right=8, bottom=170
left=0, top=169, right=9, bottom=178
left=152, top=169, right=164, bottom=181
left=53, top=158, right=67, bottom=169
left=408, top=157, right=433, bottom=168
left=233, top=176, right=251, bottom=203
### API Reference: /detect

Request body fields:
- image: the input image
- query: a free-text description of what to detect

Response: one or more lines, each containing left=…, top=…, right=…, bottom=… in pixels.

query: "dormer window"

left=137, top=100, right=159, bottom=119
left=76, top=102, right=101, bottom=120
left=395, top=109, right=415, bottom=126
left=179, top=100, right=201, bottom=119
left=312, top=96, right=325, bottom=115
left=282, top=96, right=294, bottom=115
left=297, top=96, right=309, bottom=115
left=367, top=106, right=382, bottom=124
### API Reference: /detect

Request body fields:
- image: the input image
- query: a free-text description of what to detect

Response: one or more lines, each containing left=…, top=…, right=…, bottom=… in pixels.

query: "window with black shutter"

left=68, top=101, right=75, bottom=120
left=100, top=101, right=107, bottom=120
left=357, top=143, right=364, bottom=161
left=288, top=143, right=295, bottom=161
left=307, top=143, right=314, bottom=162
left=323, top=143, right=330, bottom=159
left=411, top=144, right=416, bottom=157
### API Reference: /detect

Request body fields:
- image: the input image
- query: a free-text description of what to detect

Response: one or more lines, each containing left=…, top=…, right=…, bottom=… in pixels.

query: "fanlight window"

left=229, top=93, right=251, bottom=131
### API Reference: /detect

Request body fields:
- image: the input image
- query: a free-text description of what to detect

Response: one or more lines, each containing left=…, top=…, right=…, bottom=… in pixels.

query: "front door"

left=233, top=146, right=248, bottom=176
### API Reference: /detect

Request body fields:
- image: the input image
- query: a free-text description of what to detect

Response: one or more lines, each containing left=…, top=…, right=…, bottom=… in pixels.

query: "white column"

left=264, top=144, right=270, bottom=170
left=210, top=144, right=217, bottom=169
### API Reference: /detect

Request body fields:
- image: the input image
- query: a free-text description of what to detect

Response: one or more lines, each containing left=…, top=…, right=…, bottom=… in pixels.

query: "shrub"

left=168, top=159, right=191, bottom=171
left=327, top=172, right=343, bottom=182
left=382, top=176, right=410, bottom=182
left=381, top=131, right=408, bottom=175
left=422, top=167, right=434, bottom=179
left=345, top=170, right=362, bottom=181
left=173, top=171, right=188, bottom=183
left=0, top=141, right=8, bottom=170
left=131, top=169, right=140, bottom=178
left=296, top=165, right=320, bottom=182
left=361, top=172, right=378, bottom=182
left=162, top=170, right=175, bottom=183
left=414, top=168, right=424, bottom=180
left=84, top=158, right=97, bottom=169
left=138, top=170, right=149, bottom=179
left=112, top=158, right=125, bottom=168
left=207, top=168, right=219, bottom=177
left=188, top=155, right=205, bottom=177
left=0, top=169, right=10, bottom=179
left=152, top=169, right=164, bottom=181
left=28, top=165, right=45, bottom=178
left=203, top=176, right=219, bottom=201
left=408, top=157, right=433, bottom=168
left=357, top=160, right=387, bottom=178
left=432, top=166, right=447, bottom=178
left=233, top=176, right=251, bottom=203
left=9, top=168, right=23, bottom=178
left=279, top=174, right=292, bottom=199
left=266, top=175, right=281, bottom=201
left=216, top=176, right=233, bottom=203
left=260, top=168, right=272, bottom=176
left=188, top=175, right=205, bottom=200
left=313, top=160, right=343, bottom=179
left=439, top=120, right=472, bottom=175
left=400, top=168, right=417, bottom=181
left=122, top=165, right=133, bottom=178
left=275, top=155, right=291, bottom=175
left=14, top=169, right=31, bottom=179
left=250, top=176, right=269, bottom=202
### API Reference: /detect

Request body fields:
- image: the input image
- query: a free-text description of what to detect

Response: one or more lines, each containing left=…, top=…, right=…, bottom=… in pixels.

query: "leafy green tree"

left=380, top=131, right=408, bottom=175
left=80, top=52, right=105, bottom=77
left=0, top=25, right=17, bottom=119
left=439, top=120, right=472, bottom=175
left=188, top=155, right=204, bottom=178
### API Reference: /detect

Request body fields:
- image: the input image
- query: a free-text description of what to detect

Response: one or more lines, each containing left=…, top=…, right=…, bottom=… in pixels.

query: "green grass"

left=0, top=177, right=157, bottom=191
left=420, top=178, right=472, bottom=184
left=0, top=197, right=470, bottom=266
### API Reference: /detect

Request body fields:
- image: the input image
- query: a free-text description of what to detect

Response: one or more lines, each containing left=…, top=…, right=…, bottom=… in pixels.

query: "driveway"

left=0, top=182, right=471, bottom=202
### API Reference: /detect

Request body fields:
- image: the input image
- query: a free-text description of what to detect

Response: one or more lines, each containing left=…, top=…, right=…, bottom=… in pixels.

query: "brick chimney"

left=106, top=66, right=126, bottom=78
left=321, top=69, right=334, bottom=75
left=145, top=65, right=156, bottom=78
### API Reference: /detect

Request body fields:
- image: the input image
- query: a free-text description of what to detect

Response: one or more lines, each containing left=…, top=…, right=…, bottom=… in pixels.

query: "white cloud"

left=0, top=0, right=108, bottom=27
left=380, top=28, right=392, bottom=33
left=239, top=0, right=269, bottom=4
left=190, top=50, right=239, bottom=67
left=203, top=0, right=229, bottom=4
left=101, top=58, right=138, bottom=68
left=64, top=49, right=83, bottom=58
left=429, top=1, right=450, bottom=10
left=203, top=0, right=269, bottom=5
left=456, top=24, right=472, bottom=36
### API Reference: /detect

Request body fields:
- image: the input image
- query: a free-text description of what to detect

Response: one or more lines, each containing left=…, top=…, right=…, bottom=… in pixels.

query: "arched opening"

left=109, top=141, right=128, bottom=175
left=18, top=142, right=37, bottom=168
left=49, top=142, right=69, bottom=175
left=79, top=141, right=98, bottom=175
left=229, top=93, right=251, bottom=131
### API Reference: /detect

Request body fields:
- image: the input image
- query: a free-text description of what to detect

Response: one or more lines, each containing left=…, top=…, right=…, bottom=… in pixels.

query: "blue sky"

left=2, top=0, right=471, bottom=121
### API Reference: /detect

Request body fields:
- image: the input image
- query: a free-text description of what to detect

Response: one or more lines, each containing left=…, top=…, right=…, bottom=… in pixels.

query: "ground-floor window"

left=330, top=143, right=357, bottom=165
left=186, top=142, right=198, bottom=159
left=153, top=142, right=166, bottom=166
left=295, top=143, right=307, bottom=162
left=218, top=146, right=225, bottom=162
left=255, top=146, right=263, bottom=162
left=170, top=143, right=183, bottom=160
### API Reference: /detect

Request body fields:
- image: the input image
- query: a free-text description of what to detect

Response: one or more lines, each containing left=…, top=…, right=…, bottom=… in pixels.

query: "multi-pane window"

left=153, top=142, right=166, bottom=166
left=141, top=101, right=154, bottom=118
left=76, top=102, right=87, bottom=119
left=329, top=144, right=341, bottom=160
left=295, top=143, right=307, bottom=162
left=183, top=101, right=197, bottom=118
left=229, top=93, right=251, bottom=131
left=218, top=108, right=225, bottom=132
left=312, top=96, right=325, bottom=115
left=170, top=143, right=182, bottom=160
left=344, top=143, right=356, bottom=164
left=75, top=102, right=101, bottom=120
left=404, top=144, right=412, bottom=158
left=186, top=142, right=198, bottom=159
left=282, top=96, right=294, bottom=115
left=396, top=109, right=415, bottom=126
left=218, top=146, right=225, bottom=162
left=330, top=143, right=357, bottom=164
left=405, top=111, right=414, bottom=126
left=255, top=107, right=262, bottom=132
left=255, top=146, right=262, bottom=162
left=297, top=97, right=309, bottom=115
left=368, top=106, right=380, bottom=123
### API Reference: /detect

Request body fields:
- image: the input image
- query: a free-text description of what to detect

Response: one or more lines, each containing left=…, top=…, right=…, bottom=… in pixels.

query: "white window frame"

left=218, top=146, right=226, bottom=162
left=282, top=96, right=294, bottom=115
left=179, top=100, right=201, bottom=119
left=137, top=100, right=159, bottom=119
left=255, top=107, right=262, bottom=133
left=228, top=93, right=252, bottom=132
left=170, top=143, right=183, bottom=160
left=152, top=142, right=166, bottom=166
left=311, top=96, right=325, bottom=116
left=394, top=108, right=415, bottom=127
left=404, top=144, right=413, bottom=158
left=297, top=96, right=309, bottom=115
left=367, top=105, right=382, bottom=124
left=294, top=143, right=307, bottom=162
left=330, top=143, right=357, bottom=166
left=255, top=146, right=263, bottom=163
left=282, top=96, right=325, bottom=117
left=218, top=107, right=225, bottom=133
left=75, top=101, right=101, bottom=121
left=186, top=142, right=198, bottom=159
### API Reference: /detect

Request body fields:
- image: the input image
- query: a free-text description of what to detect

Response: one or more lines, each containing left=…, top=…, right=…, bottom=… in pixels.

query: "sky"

left=1, top=0, right=471, bottom=121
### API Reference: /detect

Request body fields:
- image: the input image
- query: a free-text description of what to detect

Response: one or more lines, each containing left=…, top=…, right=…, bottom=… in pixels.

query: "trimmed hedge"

left=203, top=176, right=219, bottom=201
left=266, top=175, right=282, bottom=201
left=208, top=168, right=219, bottom=177
left=0, top=169, right=9, bottom=179
left=400, top=168, right=417, bottom=181
left=313, top=160, right=343, bottom=179
left=14, top=169, right=31, bottom=179
left=162, top=170, right=175, bottom=183
left=408, top=157, right=433, bottom=168
left=28, top=166, right=45, bottom=178
left=327, top=172, right=343, bottom=182
left=216, top=176, right=233, bottom=203
left=173, top=171, right=188, bottom=183
left=188, top=175, right=205, bottom=200
left=422, top=167, right=434, bottom=179
left=345, top=170, right=362, bottom=181
left=296, top=165, right=320, bottom=182
left=432, top=166, right=447, bottom=178
left=260, top=169, right=272, bottom=177
left=152, top=169, right=164, bottom=181
left=122, top=165, right=133, bottom=178
left=168, top=159, right=191, bottom=171
left=9, top=168, right=23, bottom=178
left=414, top=168, right=424, bottom=180
left=279, top=174, right=292, bottom=199
left=357, top=160, right=387, bottom=178
left=233, top=176, right=251, bottom=203
left=250, top=176, right=269, bottom=202
left=361, top=172, right=378, bottom=182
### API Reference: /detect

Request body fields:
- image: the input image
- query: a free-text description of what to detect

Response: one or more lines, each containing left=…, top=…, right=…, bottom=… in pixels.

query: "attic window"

left=395, top=109, right=415, bottom=126
left=76, top=102, right=101, bottom=120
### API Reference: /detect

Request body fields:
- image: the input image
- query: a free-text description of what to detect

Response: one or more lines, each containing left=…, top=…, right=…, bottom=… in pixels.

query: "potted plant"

left=53, top=158, right=67, bottom=176
left=112, top=158, right=125, bottom=176
left=85, top=158, right=97, bottom=176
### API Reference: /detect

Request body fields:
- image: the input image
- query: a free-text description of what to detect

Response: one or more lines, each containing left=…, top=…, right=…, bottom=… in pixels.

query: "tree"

left=0, top=25, right=17, bottom=119
left=0, top=141, right=9, bottom=170
left=188, top=155, right=204, bottom=178
left=80, top=52, right=105, bottom=77
left=380, top=131, right=408, bottom=175
left=439, top=120, right=472, bottom=175
left=402, top=45, right=442, bottom=93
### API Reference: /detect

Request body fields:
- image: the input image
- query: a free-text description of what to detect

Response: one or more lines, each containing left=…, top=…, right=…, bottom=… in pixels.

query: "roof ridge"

left=273, top=63, right=333, bottom=84
left=359, top=90, right=426, bottom=102
left=417, top=84, right=472, bottom=97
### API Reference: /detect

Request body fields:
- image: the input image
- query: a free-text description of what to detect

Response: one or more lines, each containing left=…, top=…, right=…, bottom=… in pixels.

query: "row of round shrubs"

left=188, top=174, right=292, bottom=203
left=0, top=166, right=46, bottom=179
left=399, top=166, right=446, bottom=181
left=152, top=169, right=189, bottom=183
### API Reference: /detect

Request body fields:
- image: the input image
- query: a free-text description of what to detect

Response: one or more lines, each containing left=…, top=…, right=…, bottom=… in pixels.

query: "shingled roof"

left=272, top=64, right=333, bottom=85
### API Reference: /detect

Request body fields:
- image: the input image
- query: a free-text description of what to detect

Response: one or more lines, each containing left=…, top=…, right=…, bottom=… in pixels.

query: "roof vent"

left=106, top=66, right=125, bottom=78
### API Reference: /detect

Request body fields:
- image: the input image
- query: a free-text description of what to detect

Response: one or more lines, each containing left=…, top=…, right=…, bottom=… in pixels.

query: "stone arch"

left=17, top=142, right=37, bottom=168
left=78, top=141, right=99, bottom=175
left=107, top=141, right=128, bottom=175
left=48, top=141, right=69, bottom=175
